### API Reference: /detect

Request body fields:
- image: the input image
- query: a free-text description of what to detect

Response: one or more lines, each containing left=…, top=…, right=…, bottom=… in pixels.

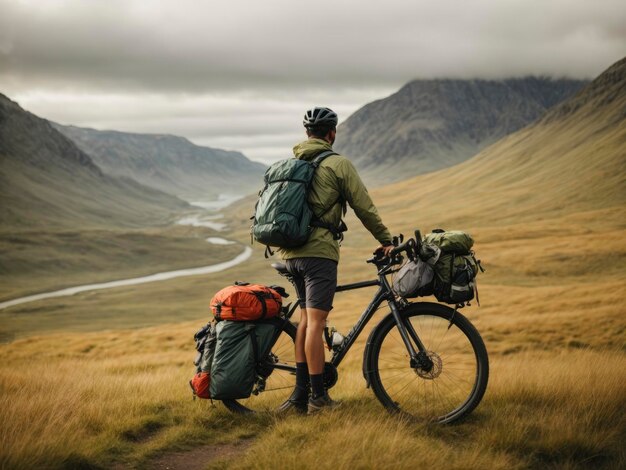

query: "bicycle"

left=222, top=231, right=489, bottom=424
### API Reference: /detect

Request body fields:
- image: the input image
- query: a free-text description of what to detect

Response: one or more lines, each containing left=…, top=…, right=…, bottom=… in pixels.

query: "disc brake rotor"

left=415, top=351, right=443, bottom=379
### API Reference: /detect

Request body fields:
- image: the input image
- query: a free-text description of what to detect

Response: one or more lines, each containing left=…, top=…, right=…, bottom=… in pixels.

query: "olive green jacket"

left=280, top=138, right=391, bottom=262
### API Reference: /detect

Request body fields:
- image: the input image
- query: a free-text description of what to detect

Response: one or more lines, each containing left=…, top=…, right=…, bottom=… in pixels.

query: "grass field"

left=1, top=204, right=624, bottom=468
left=1, top=63, right=625, bottom=468
left=0, top=281, right=624, bottom=469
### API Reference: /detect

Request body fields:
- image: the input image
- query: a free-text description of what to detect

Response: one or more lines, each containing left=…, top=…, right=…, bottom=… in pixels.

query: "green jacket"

left=280, top=138, right=392, bottom=262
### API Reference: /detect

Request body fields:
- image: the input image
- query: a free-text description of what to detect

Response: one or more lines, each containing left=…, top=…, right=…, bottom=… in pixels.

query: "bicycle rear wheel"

left=367, top=302, right=488, bottom=423
left=222, top=320, right=297, bottom=413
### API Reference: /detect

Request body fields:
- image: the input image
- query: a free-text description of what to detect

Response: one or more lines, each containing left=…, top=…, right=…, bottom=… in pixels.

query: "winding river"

left=0, top=193, right=251, bottom=311
left=0, top=246, right=252, bottom=311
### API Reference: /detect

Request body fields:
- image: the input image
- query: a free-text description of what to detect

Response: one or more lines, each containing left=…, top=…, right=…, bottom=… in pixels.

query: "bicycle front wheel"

left=367, top=302, right=488, bottom=423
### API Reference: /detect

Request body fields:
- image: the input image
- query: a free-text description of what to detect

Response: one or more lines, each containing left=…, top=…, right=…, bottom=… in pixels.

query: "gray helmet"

left=303, top=107, right=338, bottom=129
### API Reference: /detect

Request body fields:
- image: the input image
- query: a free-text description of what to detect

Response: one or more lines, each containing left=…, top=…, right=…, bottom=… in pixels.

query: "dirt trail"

left=115, top=440, right=253, bottom=470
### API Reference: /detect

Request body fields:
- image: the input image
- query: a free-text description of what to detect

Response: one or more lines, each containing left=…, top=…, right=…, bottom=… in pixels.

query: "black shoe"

left=277, top=387, right=309, bottom=414
left=277, top=398, right=308, bottom=414
left=307, top=393, right=341, bottom=415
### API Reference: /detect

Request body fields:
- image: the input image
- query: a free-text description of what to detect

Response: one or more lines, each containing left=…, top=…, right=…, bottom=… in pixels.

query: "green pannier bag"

left=209, top=321, right=277, bottom=400
left=432, top=253, right=480, bottom=304
left=421, top=229, right=482, bottom=305
left=251, top=151, right=344, bottom=251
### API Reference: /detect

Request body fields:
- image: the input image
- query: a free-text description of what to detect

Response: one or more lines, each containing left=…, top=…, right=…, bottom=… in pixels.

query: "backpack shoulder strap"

left=310, top=150, right=337, bottom=168
left=309, top=150, right=347, bottom=241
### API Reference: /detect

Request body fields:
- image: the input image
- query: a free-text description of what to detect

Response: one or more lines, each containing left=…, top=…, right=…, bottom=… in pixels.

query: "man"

left=279, top=106, right=393, bottom=414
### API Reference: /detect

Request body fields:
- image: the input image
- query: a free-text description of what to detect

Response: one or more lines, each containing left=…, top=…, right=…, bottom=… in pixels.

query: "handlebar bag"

left=392, top=258, right=435, bottom=298
left=210, top=283, right=283, bottom=321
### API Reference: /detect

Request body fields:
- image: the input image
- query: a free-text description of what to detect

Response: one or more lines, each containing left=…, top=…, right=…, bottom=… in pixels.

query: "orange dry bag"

left=210, top=282, right=284, bottom=321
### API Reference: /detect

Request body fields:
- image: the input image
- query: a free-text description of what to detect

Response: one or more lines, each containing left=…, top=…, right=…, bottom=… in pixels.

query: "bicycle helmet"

left=303, top=107, right=338, bottom=129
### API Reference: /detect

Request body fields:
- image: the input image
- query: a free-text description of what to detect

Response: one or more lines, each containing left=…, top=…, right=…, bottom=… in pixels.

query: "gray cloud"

left=2, top=0, right=624, bottom=93
left=1, top=0, right=624, bottom=163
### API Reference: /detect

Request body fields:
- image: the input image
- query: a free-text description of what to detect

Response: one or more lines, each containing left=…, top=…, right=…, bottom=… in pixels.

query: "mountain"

left=335, top=77, right=587, bottom=184
left=0, top=94, right=188, bottom=230
left=53, top=124, right=267, bottom=199
left=372, top=58, right=625, bottom=230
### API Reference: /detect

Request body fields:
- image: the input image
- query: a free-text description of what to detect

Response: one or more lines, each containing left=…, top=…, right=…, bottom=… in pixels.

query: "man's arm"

left=336, top=158, right=392, bottom=244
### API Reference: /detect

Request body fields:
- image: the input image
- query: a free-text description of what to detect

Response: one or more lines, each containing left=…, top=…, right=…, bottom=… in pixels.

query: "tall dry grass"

left=213, top=350, right=626, bottom=469
left=0, top=325, right=256, bottom=469
left=3, top=325, right=624, bottom=469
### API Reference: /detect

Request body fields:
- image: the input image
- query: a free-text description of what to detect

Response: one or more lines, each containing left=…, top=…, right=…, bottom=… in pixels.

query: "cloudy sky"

left=1, top=0, right=624, bottom=163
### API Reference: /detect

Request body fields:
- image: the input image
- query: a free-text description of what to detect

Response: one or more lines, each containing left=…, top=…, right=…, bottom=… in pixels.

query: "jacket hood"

left=292, top=138, right=333, bottom=161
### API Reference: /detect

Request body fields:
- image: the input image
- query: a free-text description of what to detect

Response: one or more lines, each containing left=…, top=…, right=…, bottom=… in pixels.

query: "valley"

left=1, top=58, right=625, bottom=469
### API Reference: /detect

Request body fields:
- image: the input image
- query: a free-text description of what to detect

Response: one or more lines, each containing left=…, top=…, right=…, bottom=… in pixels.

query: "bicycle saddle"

left=271, top=262, right=290, bottom=275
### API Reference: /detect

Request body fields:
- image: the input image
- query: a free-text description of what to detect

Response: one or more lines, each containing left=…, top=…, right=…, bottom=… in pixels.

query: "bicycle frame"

left=238, top=236, right=488, bottom=422
left=277, top=263, right=427, bottom=372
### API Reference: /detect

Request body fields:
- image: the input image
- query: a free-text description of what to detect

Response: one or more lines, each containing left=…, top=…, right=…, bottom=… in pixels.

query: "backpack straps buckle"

left=310, top=219, right=346, bottom=241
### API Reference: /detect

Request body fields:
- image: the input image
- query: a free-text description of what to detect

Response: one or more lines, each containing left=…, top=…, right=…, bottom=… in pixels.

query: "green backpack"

left=423, top=229, right=483, bottom=305
left=251, top=151, right=344, bottom=253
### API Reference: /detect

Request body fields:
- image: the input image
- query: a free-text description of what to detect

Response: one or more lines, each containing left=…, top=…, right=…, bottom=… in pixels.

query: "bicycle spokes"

left=375, top=313, right=481, bottom=421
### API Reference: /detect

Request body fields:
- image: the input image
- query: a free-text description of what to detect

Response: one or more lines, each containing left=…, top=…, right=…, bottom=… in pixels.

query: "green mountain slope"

left=0, top=94, right=189, bottom=230
left=53, top=124, right=266, bottom=199
left=335, top=77, right=587, bottom=185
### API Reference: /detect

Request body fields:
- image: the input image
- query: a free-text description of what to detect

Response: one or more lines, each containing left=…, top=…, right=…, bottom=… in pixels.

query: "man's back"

left=280, top=137, right=390, bottom=261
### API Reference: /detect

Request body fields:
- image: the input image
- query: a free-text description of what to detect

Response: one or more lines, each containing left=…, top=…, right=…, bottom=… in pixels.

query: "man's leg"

left=278, top=308, right=310, bottom=412
left=293, top=308, right=310, bottom=402
left=305, top=306, right=340, bottom=412
left=295, top=308, right=307, bottom=363
left=305, top=307, right=329, bottom=399
left=304, top=307, right=328, bottom=374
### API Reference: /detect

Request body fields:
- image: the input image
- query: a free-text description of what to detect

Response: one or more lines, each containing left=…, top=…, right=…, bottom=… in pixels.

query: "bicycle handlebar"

left=390, top=238, right=415, bottom=258
left=366, top=232, right=419, bottom=267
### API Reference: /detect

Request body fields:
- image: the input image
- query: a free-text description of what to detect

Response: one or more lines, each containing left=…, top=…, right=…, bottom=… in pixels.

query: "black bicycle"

left=222, top=232, right=489, bottom=424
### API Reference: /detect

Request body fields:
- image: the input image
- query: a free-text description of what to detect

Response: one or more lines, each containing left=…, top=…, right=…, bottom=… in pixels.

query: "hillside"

left=335, top=77, right=586, bottom=184
left=0, top=94, right=244, bottom=302
left=54, top=124, right=266, bottom=199
left=0, top=94, right=188, bottom=230
left=371, top=60, right=625, bottom=228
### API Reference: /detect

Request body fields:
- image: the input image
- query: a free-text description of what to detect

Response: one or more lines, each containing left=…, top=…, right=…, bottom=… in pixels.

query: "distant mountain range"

left=53, top=124, right=266, bottom=199
left=335, top=77, right=588, bottom=184
left=0, top=94, right=188, bottom=230
left=372, top=58, right=625, bottom=227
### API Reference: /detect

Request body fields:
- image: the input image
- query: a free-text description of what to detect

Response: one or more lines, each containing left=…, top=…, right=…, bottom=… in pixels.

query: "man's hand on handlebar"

left=374, top=244, right=394, bottom=258
left=368, top=234, right=418, bottom=265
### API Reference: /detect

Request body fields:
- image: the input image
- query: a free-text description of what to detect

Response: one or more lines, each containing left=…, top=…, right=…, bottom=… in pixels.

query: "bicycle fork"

left=388, top=300, right=435, bottom=373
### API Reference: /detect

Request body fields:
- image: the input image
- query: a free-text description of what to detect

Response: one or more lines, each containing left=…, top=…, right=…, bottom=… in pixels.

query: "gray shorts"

left=284, top=257, right=338, bottom=312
